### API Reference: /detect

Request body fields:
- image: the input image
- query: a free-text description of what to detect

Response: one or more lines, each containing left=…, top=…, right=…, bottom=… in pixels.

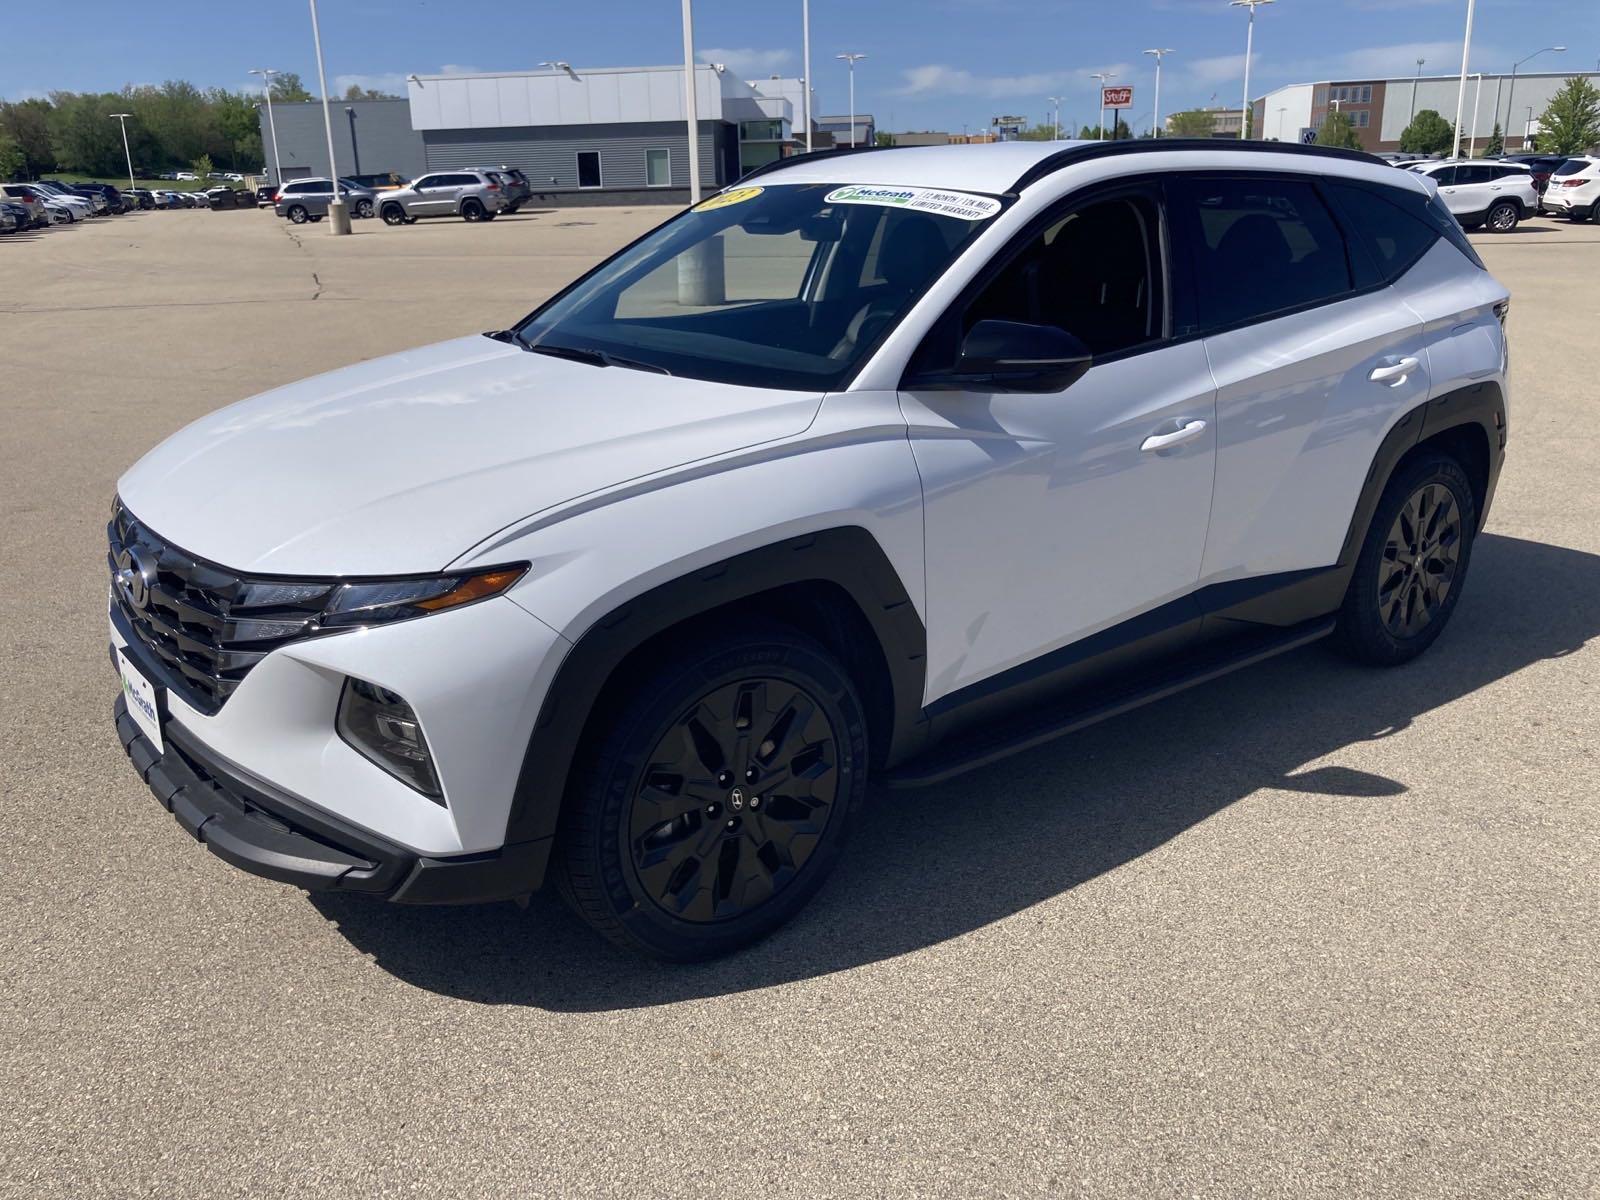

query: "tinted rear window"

left=1553, top=158, right=1595, bottom=176
left=1325, top=182, right=1440, bottom=284
left=1170, top=176, right=1354, bottom=332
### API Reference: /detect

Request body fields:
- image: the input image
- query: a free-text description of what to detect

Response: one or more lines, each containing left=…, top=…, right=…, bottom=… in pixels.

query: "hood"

left=117, top=335, right=823, bottom=575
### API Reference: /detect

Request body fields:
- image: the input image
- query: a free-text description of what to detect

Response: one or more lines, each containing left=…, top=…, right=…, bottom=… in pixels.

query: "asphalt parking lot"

left=2, top=205, right=1597, bottom=1198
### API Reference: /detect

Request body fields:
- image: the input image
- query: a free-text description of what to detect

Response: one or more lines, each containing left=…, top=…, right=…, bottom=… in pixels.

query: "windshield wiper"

left=520, top=341, right=671, bottom=375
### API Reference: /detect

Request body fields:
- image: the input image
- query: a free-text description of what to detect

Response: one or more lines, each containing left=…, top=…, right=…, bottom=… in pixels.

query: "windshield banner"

left=824, top=185, right=1002, bottom=221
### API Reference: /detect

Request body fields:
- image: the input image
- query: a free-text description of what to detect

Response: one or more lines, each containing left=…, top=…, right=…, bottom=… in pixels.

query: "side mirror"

left=918, top=319, right=1093, bottom=394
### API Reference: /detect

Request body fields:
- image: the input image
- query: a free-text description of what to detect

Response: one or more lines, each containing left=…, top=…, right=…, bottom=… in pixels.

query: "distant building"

left=1253, top=70, right=1600, bottom=153
left=255, top=99, right=425, bottom=185
left=1165, top=107, right=1244, bottom=138
left=888, top=131, right=954, bottom=147
left=815, top=113, right=876, bottom=149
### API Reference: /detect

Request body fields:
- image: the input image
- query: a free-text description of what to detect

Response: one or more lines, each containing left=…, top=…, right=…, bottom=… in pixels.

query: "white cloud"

left=334, top=72, right=410, bottom=95
left=893, top=63, right=1133, bottom=99
left=698, top=48, right=795, bottom=77
left=1184, top=53, right=1255, bottom=86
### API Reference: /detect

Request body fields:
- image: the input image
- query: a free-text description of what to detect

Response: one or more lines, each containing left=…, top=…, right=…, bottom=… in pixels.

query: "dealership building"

left=1252, top=70, right=1600, bottom=153
left=258, top=64, right=810, bottom=204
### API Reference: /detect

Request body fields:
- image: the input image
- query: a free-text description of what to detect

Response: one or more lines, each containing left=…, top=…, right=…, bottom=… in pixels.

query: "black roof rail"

left=734, top=142, right=903, bottom=185
left=1010, top=137, right=1386, bottom=192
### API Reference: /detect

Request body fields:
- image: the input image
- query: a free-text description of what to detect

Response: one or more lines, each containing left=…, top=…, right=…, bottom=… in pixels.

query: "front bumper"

left=113, top=692, right=552, bottom=904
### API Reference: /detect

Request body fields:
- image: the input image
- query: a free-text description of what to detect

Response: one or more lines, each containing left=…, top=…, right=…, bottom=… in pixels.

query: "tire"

left=461, top=199, right=485, bottom=222
left=380, top=203, right=406, bottom=226
left=286, top=204, right=309, bottom=224
left=1331, top=451, right=1479, bottom=666
left=479, top=211, right=497, bottom=221
left=554, top=621, right=869, bottom=961
left=1486, top=200, right=1519, bottom=232
left=354, top=199, right=374, bottom=219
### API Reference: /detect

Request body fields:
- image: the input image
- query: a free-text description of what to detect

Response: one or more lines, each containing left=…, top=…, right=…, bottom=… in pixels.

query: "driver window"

left=963, top=194, right=1163, bottom=358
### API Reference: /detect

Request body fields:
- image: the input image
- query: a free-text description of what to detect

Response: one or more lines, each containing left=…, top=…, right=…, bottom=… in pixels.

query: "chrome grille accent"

left=108, top=504, right=340, bottom=714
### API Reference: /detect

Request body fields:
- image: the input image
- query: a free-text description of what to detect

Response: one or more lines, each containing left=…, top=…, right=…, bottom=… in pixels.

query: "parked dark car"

left=0, top=184, right=52, bottom=228
left=476, top=165, right=531, bottom=211
left=0, top=200, right=33, bottom=233
left=205, top=187, right=240, bottom=210
left=1498, top=154, right=1567, bottom=197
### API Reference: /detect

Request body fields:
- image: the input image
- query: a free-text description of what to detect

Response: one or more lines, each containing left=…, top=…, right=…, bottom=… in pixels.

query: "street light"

left=1276, top=105, right=1287, bottom=140
left=1047, top=96, right=1062, bottom=140
left=802, top=0, right=813, bottom=152
left=1450, top=0, right=1476, bottom=159
left=837, top=53, right=867, bottom=147
left=1468, top=72, right=1483, bottom=156
left=1091, top=71, right=1115, bottom=141
left=1229, top=0, right=1274, bottom=140
left=248, top=68, right=284, bottom=189
left=538, top=61, right=581, bottom=81
left=306, top=0, right=349, bottom=234
left=1144, top=49, right=1174, bottom=138
left=109, top=113, right=136, bottom=194
left=681, top=0, right=702, bottom=203
left=1410, top=57, right=1425, bottom=122
left=1504, top=46, right=1565, bottom=151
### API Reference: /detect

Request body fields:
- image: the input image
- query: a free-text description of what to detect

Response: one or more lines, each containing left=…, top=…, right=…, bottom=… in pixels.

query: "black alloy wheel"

left=629, top=677, right=841, bottom=924
left=1332, top=451, right=1478, bottom=666
left=1378, top=482, right=1462, bottom=638
left=380, top=203, right=405, bottom=226
left=554, top=622, right=868, bottom=960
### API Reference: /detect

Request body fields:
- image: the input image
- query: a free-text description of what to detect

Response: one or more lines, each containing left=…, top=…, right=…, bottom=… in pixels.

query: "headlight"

left=337, top=678, right=444, bottom=800
left=321, top=566, right=527, bottom=628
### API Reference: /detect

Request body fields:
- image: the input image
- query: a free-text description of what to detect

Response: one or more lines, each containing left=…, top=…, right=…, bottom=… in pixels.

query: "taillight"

left=1560, top=178, right=1586, bottom=187
left=486, top=182, right=500, bottom=191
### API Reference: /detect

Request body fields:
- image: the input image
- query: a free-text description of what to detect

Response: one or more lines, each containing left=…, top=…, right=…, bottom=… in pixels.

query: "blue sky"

left=2, top=0, right=1595, bottom=133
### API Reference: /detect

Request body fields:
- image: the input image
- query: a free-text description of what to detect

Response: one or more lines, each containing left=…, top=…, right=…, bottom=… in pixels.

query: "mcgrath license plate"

left=117, top=648, right=164, bottom=754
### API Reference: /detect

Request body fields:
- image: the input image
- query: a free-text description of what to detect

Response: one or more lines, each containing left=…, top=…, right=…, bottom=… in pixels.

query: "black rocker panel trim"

left=502, top=527, right=929, bottom=847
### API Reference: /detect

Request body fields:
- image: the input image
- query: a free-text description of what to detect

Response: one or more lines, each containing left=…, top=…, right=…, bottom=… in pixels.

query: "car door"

left=1165, top=172, right=1430, bottom=605
left=408, top=174, right=445, bottom=216
left=899, top=183, right=1219, bottom=704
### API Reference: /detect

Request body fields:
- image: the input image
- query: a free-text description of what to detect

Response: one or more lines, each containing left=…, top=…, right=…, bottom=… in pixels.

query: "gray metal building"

left=256, top=98, right=426, bottom=185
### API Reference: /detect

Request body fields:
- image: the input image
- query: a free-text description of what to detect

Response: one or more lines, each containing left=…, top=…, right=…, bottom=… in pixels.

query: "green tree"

left=1484, top=122, right=1503, bottom=156
left=1399, top=108, right=1453, bottom=154
left=1074, top=118, right=1131, bottom=141
left=343, top=84, right=400, bottom=101
left=0, top=131, right=22, bottom=179
left=191, top=152, right=215, bottom=183
left=1166, top=109, right=1217, bottom=137
left=1536, top=77, right=1600, bottom=155
left=48, top=90, right=125, bottom=175
left=0, top=99, right=57, bottom=176
left=208, top=88, right=264, bottom=171
left=1316, top=110, right=1362, bottom=150
left=874, top=131, right=896, bottom=146
left=270, top=72, right=314, bottom=102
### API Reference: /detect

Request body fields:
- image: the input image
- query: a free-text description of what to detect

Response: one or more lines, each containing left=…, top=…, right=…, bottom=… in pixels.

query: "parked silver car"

left=377, top=170, right=511, bottom=224
left=273, top=177, right=378, bottom=223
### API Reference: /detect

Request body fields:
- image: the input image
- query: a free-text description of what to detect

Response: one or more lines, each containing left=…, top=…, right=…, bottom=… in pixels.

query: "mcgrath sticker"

left=693, top=186, right=765, bottom=212
left=824, top=185, right=1003, bottom=221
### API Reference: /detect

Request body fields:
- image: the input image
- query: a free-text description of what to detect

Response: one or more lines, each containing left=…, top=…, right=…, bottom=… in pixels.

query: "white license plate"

left=117, top=648, right=164, bottom=754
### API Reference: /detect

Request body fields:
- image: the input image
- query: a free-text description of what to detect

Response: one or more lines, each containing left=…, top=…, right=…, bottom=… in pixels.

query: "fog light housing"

left=336, top=677, right=444, bottom=803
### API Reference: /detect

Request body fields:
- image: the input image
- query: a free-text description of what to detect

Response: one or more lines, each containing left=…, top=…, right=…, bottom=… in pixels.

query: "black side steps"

left=882, top=617, right=1337, bottom=789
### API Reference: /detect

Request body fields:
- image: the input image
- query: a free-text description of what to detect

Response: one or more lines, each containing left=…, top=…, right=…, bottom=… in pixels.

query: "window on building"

left=577, top=151, right=602, bottom=189
left=1168, top=175, right=1354, bottom=332
left=645, top=148, right=671, bottom=188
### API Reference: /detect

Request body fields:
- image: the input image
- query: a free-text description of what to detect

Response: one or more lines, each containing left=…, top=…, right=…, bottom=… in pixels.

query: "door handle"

left=1369, top=357, right=1420, bottom=387
left=1140, top=420, right=1208, bottom=453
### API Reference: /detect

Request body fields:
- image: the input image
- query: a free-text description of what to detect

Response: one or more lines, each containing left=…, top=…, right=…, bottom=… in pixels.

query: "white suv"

left=110, top=141, right=1509, bottom=959
left=1409, top=159, right=1537, bottom=231
left=1542, top=156, right=1600, bottom=221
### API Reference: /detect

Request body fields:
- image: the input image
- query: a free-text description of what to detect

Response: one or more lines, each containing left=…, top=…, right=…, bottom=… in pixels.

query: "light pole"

left=248, top=68, right=284, bottom=189
left=1143, top=49, right=1174, bottom=139
left=1410, top=57, right=1425, bottom=122
left=1229, top=0, right=1274, bottom=140
left=1276, top=105, right=1286, bottom=140
left=1091, top=72, right=1115, bottom=141
left=1047, top=96, right=1062, bottom=140
left=1504, top=46, right=1565, bottom=151
left=682, top=0, right=702, bottom=202
left=1450, top=0, right=1476, bottom=159
left=1468, top=72, right=1483, bottom=156
left=109, top=113, right=136, bottom=193
left=837, top=53, right=867, bottom=147
left=802, top=0, right=812, bottom=152
left=306, top=0, right=349, bottom=234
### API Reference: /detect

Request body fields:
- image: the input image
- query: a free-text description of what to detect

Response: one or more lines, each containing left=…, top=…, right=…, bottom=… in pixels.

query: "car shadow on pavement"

left=311, top=533, right=1600, bottom=1010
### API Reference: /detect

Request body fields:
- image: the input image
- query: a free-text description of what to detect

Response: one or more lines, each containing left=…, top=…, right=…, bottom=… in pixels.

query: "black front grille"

left=108, top=504, right=339, bottom=714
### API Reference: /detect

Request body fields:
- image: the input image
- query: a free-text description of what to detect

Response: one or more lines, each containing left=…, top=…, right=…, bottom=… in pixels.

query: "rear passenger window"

left=1325, top=182, right=1438, bottom=285
left=1170, top=176, right=1353, bottom=332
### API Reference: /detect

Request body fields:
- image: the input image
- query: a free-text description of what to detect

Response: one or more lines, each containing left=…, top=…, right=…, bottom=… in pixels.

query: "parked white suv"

left=110, top=141, right=1509, bottom=959
left=1410, top=159, right=1536, bottom=231
left=1541, top=156, right=1600, bottom=221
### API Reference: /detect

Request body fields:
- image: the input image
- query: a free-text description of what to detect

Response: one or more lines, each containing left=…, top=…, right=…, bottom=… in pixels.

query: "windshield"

left=514, top=182, right=1006, bottom=390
